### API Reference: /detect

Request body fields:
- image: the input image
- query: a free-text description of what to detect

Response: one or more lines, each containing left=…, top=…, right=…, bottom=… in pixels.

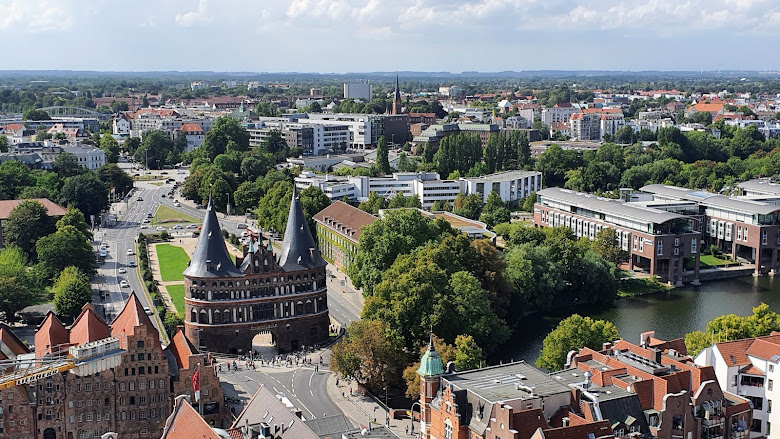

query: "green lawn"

left=166, top=284, right=186, bottom=315
left=700, top=254, right=740, bottom=267
left=156, top=244, right=190, bottom=281
left=152, top=204, right=200, bottom=225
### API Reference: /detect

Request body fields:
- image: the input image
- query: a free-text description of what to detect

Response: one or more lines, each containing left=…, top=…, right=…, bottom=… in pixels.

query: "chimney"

left=602, top=342, right=612, bottom=351
left=640, top=331, right=655, bottom=348
left=206, top=259, right=212, bottom=270
left=653, top=348, right=662, bottom=365
left=583, top=370, right=593, bottom=390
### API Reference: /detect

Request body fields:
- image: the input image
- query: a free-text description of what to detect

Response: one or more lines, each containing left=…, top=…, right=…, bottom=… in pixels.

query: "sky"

left=2, top=0, right=780, bottom=73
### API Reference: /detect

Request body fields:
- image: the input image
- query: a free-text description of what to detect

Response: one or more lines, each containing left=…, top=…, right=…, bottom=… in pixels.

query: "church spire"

left=392, top=72, right=401, bottom=115
left=278, top=185, right=326, bottom=271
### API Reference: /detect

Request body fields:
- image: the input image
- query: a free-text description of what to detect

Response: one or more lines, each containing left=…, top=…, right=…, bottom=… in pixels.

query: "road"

left=219, top=362, right=340, bottom=422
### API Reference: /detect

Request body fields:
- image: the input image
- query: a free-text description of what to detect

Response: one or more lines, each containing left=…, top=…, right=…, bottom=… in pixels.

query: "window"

left=770, top=379, right=774, bottom=391
left=130, top=397, right=135, bottom=405
left=120, top=412, right=126, bottom=421
left=691, top=238, right=697, bottom=254
left=657, top=241, right=663, bottom=256
left=119, top=383, right=125, bottom=392
left=129, top=382, right=135, bottom=391
left=752, top=419, right=762, bottom=432
left=744, top=229, right=748, bottom=242
left=86, top=413, right=92, bottom=422
left=770, top=399, right=773, bottom=413
left=747, top=396, right=764, bottom=410
left=138, top=353, right=144, bottom=361
left=137, top=341, right=144, bottom=349
left=139, top=382, right=146, bottom=391
left=771, top=364, right=775, bottom=373
left=444, top=423, right=452, bottom=439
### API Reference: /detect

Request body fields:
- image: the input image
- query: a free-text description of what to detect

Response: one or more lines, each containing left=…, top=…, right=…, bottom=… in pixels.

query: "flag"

left=192, top=365, right=200, bottom=402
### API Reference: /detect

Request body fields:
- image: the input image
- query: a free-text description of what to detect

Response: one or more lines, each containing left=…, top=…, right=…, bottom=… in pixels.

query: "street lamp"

left=410, top=401, right=421, bottom=436
left=385, top=386, right=389, bottom=427
left=226, top=192, right=231, bottom=217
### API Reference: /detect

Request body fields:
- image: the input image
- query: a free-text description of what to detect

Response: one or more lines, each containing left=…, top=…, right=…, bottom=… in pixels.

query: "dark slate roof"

left=302, top=413, right=353, bottom=438
left=183, top=198, right=243, bottom=278
left=278, top=187, right=327, bottom=272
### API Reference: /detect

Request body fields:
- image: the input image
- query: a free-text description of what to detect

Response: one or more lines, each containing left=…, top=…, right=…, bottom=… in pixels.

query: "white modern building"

left=295, top=169, right=542, bottom=209
left=462, top=170, right=542, bottom=204
left=541, top=104, right=579, bottom=127
left=694, top=335, right=780, bottom=437
left=306, top=113, right=375, bottom=149
left=65, top=145, right=105, bottom=170
left=343, top=83, right=372, bottom=101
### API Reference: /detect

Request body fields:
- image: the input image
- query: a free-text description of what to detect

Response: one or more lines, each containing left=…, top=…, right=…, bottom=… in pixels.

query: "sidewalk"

left=324, top=373, right=415, bottom=438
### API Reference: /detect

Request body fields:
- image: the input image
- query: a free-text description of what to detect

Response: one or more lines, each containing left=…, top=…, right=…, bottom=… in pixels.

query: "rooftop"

left=313, top=201, right=377, bottom=242
left=444, top=361, right=571, bottom=403
left=462, top=169, right=540, bottom=182
left=738, top=179, right=780, bottom=195
left=641, top=184, right=780, bottom=216
left=0, top=198, right=67, bottom=220
left=537, top=187, right=688, bottom=226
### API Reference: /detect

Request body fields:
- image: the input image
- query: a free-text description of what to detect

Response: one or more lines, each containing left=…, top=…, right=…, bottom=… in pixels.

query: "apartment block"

left=534, top=187, right=701, bottom=285
left=462, top=170, right=542, bottom=205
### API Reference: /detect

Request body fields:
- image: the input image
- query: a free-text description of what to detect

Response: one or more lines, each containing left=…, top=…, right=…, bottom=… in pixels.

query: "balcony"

left=731, top=431, right=748, bottom=439
left=702, top=416, right=725, bottom=427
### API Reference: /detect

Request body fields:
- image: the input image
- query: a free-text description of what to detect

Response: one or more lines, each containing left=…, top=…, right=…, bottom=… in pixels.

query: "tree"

left=56, top=206, right=92, bottom=240
left=133, top=130, right=175, bottom=169
left=36, top=225, right=97, bottom=279
left=23, top=108, right=51, bottom=121
left=4, top=200, right=56, bottom=261
left=349, top=209, right=454, bottom=295
left=522, top=193, right=536, bottom=212
left=52, top=266, right=92, bottom=317
left=0, top=135, right=8, bottom=153
left=123, top=137, right=141, bottom=155
left=53, top=152, right=85, bottom=179
left=453, top=193, right=482, bottom=220
left=479, top=191, right=510, bottom=228
left=97, top=163, right=134, bottom=197
left=201, top=116, right=250, bottom=160
left=537, top=314, right=619, bottom=371
left=99, top=135, right=120, bottom=163
left=163, top=312, right=184, bottom=339
left=685, top=303, right=780, bottom=357
left=592, top=228, right=628, bottom=265
left=110, top=100, right=129, bottom=113
left=358, top=191, right=386, bottom=214
left=61, top=172, right=110, bottom=221
left=0, top=161, right=35, bottom=200
left=532, top=120, right=550, bottom=140
left=331, top=319, right=406, bottom=394
left=0, top=245, right=43, bottom=322
left=259, top=129, right=288, bottom=158
left=454, top=334, right=484, bottom=371
left=240, top=153, right=275, bottom=182
left=376, top=136, right=391, bottom=175
left=396, top=152, right=417, bottom=172
left=256, top=102, right=280, bottom=117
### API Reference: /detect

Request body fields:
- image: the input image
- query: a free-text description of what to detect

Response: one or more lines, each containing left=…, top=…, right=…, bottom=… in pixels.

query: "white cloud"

left=0, top=0, right=72, bottom=32
left=175, top=0, right=213, bottom=27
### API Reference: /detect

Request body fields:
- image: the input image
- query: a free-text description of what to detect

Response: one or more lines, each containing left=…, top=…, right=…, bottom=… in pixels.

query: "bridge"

left=39, top=106, right=112, bottom=120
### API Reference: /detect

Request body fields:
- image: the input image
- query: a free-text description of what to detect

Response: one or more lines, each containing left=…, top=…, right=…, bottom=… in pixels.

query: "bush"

left=160, top=230, right=170, bottom=240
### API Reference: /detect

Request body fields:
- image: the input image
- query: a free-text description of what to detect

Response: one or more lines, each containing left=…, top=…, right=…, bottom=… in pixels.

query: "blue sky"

left=2, top=0, right=779, bottom=72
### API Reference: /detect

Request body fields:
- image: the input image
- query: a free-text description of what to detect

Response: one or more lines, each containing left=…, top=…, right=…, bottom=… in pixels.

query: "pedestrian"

left=335, top=378, right=339, bottom=387
left=406, top=426, right=409, bottom=435
left=349, top=387, right=352, bottom=396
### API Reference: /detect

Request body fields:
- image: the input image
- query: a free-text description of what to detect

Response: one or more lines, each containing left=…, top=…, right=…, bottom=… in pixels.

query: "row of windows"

left=189, top=282, right=319, bottom=301
left=118, top=380, right=166, bottom=391
left=192, top=272, right=323, bottom=288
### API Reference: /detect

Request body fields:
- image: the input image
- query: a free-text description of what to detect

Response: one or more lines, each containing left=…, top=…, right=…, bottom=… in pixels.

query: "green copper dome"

left=417, top=336, right=444, bottom=377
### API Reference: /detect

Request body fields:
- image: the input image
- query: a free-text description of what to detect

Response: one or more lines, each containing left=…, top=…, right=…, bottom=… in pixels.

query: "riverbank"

left=617, top=277, right=670, bottom=297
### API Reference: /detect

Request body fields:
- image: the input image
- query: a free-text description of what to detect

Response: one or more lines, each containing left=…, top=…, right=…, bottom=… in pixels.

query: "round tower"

left=417, top=335, right=444, bottom=439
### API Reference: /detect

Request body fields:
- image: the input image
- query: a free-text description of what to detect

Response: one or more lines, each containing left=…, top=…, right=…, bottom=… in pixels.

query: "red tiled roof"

left=161, top=396, right=221, bottom=439
left=583, top=108, right=623, bottom=114
left=0, top=198, right=67, bottom=220
left=166, top=328, right=197, bottom=370
left=692, top=102, right=724, bottom=113
left=716, top=334, right=780, bottom=366
left=313, top=201, right=377, bottom=242
left=69, top=303, right=110, bottom=346
left=225, top=428, right=243, bottom=439
left=110, top=293, right=159, bottom=349
left=0, top=323, right=28, bottom=358
left=649, top=337, right=688, bottom=356
left=4, top=123, right=23, bottom=132
left=180, top=123, right=204, bottom=133
left=746, top=338, right=780, bottom=361
left=35, top=311, right=69, bottom=358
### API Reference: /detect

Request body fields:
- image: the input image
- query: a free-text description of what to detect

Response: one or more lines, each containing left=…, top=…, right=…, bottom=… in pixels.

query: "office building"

left=313, top=201, right=377, bottom=273
left=343, top=83, right=372, bottom=101
left=462, top=170, right=542, bottom=204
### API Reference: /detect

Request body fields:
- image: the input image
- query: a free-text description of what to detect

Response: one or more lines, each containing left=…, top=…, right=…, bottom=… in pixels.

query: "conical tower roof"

left=278, top=186, right=327, bottom=271
left=417, top=333, right=444, bottom=377
left=183, top=197, right=242, bottom=278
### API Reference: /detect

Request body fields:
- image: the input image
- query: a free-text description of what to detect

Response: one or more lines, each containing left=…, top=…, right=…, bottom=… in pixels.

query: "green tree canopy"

left=376, top=135, right=391, bottom=175
left=56, top=206, right=92, bottom=241
left=61, top=172, right=110, bottom=220
left=201, top=116, right=250, bottom=160
left=97, top=163, right=134, bottom=197
left=358, top=191, right=386, bottom=214
left=349, top=209, right=454, bottom=295
left=52, top=266, right=92, bottom=317
left=479, top=191, right=510, bottom=228
left=36, top=225, right=97, bottom=280
left=53, top=152, right=85, bottom=179
left=537, top=314, right=619, bottom=371
left=99, top=135, right=120, bottom=163
left=0, top=245, right=43, bottom=322
left=4, top=200, right=56, bottom=261
left=685, top=303, right=780, bottom=357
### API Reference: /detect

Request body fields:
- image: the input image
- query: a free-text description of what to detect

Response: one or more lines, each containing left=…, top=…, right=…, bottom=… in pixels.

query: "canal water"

left=502, top=276, right=780, bottom=365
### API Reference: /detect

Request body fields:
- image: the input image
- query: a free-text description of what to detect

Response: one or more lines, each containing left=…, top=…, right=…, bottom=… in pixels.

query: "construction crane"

left=0, top=337, right=124, bottom=390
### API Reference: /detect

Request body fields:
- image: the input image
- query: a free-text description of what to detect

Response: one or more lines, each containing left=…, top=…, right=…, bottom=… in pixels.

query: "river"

left=502, top=275, right=780, bottom=365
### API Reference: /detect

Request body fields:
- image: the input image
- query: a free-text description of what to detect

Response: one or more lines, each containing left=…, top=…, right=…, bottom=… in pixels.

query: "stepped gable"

left=183, top=196, right=242, bottom=278
left=68, top=303, right=110, bottom=346
left=0, top=322, right=29, bottom=360
left=278, top=186, right=326, bottom=272
left=35, top=311, right=69, bottom=358
left=165, top=328, right=198, bottom=370
left=110, top=293, right=159, bottom=348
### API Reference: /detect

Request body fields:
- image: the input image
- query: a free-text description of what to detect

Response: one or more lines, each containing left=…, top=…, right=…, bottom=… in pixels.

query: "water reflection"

left=502, top=276, right=780, bottom=365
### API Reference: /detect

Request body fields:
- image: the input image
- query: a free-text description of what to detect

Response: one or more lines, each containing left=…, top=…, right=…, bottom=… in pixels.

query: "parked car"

left=120, top=280, right=129, bottom=288
left=99, top=250, right=107, bottom=257
left=118, top=267, right=127, bottom=274
left=173, top=225, right=183, bottom=229
left=237, top=223, right=247, bottom=229
left=186, top=224, right=198, bottom=229
left=127, top=249, right=134, bottom=255
left=140, top=224, right=148, bottom=229
left=156, top=226, right=165, bottom=231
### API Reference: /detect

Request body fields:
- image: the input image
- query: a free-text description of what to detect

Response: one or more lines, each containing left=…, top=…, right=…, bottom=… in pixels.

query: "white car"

left=156, top=226, right=165, bottom=231
left=119, top=280, right=129, bottom=288
left=99, top=250, right=107, bottom=257
left=186, top=224, right=199, bottom=229
left=118, top=267, right=127, bottom=274
left=127, top=249, right=134, bottom=255
left=173, top=202, right=181, bottom=207
left=100, top=242, right=108, bottom=248
left=172, top=225, right=183, bottom=230
left=139, top=225, right=148, bottom=229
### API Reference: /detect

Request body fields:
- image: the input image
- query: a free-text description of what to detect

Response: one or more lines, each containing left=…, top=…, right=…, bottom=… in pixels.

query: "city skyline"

left=2, top=0, right=780, bottom=73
